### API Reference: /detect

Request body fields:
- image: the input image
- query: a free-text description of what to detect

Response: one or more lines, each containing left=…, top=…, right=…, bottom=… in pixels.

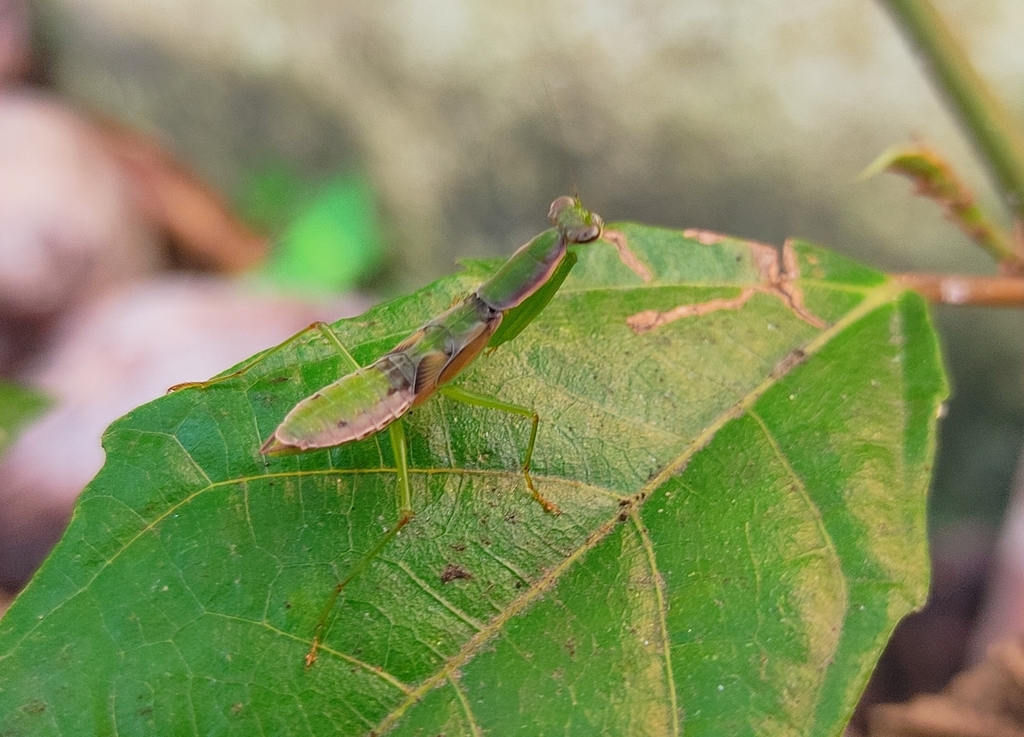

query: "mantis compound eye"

left=569, top=223, right=602, bottom=243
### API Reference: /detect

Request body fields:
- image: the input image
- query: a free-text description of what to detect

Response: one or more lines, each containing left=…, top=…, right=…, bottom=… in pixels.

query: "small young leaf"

left=244, top=171, right=383, bottom=292
left=0, top=380, right=50, bottom=458
left=864, top=144, right=1015, bottom=264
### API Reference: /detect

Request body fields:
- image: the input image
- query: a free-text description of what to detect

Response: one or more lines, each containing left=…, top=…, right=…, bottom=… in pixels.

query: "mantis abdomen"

left=261, top=293, right=502, bottom=454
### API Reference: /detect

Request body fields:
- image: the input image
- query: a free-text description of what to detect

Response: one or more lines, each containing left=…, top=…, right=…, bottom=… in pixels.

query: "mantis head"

left=548, top=196, right=604, bottom=245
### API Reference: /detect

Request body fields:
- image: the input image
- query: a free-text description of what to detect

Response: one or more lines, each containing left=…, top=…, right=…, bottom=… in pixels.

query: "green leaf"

left=257, top=174, right=383, bottom=293
left=0, top=222, right=946, bottom=735
left=0, top=379, right=50, bottom=458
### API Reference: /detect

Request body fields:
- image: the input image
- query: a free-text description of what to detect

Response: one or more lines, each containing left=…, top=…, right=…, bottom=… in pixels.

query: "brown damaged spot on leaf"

left=867, top=635, right=1024, bottom=737
left=601, top=229, right=653, bottom=282
left=771, top=349, right=807, bottom=379
left=440, top=563, right=473, bottom=584
left=682, top=228, right=729, bottom=246
left=626, top=237, right=826, bottom=333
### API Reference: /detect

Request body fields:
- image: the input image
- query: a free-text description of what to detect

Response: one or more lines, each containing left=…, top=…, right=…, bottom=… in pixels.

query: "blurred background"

left=2, top=0, right=1024, bottom=726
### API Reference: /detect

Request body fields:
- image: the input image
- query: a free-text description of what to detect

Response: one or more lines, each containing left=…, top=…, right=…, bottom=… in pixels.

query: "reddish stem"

left=895, top=273, right=1024, bottom=306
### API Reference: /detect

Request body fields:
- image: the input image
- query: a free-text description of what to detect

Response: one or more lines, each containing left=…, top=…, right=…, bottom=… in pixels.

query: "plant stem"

left=896, top=272, right=1024, bottom=306
left=879, top=0, right=1024, bottom=226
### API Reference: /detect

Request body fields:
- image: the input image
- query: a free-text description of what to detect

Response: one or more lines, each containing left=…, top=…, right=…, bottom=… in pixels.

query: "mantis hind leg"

left=305, top=419, right=414, bottom=668
left=168, top=319, right=411, bottom=667
left=168, top=321, right=360, bottom=392
left=439, top=384, right=559, bottom=516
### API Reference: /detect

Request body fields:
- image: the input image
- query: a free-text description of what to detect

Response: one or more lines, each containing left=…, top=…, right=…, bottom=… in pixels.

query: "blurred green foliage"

left=0, top=380, right=50, bottom=458
left=240, top=168, right=382, bottom=293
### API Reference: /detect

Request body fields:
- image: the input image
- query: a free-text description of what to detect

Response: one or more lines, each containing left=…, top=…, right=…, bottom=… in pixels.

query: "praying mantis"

left=174, top=195, right=651, bottom=665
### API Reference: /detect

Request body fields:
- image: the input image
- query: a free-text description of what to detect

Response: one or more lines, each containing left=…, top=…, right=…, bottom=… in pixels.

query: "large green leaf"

left=0, top=221, right=945, bottom=736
